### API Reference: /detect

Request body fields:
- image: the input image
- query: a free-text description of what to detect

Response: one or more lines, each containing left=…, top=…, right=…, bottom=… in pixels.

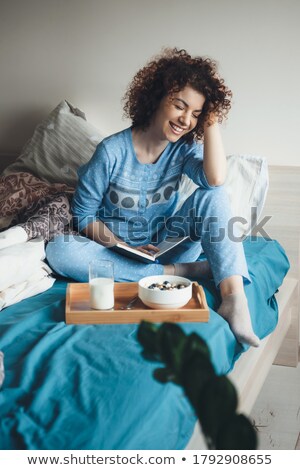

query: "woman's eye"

left=175, top=105, right=184, bottom=110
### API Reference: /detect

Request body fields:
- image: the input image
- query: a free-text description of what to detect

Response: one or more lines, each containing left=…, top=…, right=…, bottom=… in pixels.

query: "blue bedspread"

left=0, top=237, right=289, bottom=450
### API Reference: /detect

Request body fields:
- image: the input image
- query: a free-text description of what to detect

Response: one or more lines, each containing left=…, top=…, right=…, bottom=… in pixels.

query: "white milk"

left=89, top=277, right=114, bottom=310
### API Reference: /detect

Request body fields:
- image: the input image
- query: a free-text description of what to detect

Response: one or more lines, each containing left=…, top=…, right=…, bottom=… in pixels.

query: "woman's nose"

left=179, top=112, right=190, bottom=127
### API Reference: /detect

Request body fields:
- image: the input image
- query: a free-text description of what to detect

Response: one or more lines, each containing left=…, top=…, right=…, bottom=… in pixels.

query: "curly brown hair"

left=123, top=48, right=232, bottom=143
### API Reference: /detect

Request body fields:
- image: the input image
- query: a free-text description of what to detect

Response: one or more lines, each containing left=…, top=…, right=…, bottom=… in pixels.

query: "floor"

left=250, top=361, right=300, bottom=450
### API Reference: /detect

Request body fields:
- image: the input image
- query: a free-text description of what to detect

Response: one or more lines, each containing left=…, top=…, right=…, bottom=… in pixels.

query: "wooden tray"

left=65, top=282, right=209, bottom=324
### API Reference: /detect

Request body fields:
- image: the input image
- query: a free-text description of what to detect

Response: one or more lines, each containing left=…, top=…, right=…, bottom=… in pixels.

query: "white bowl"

left=138, top=275, right=192, bottom=309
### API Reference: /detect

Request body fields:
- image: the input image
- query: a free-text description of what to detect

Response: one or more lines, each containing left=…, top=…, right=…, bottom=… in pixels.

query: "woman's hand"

left=133, top=244, right=160, bottom=255
left=204, top=110, right=219, bottom=129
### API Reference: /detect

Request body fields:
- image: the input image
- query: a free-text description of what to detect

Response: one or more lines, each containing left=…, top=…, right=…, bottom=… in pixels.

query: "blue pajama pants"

left=46, top=186, right=251, bottom=286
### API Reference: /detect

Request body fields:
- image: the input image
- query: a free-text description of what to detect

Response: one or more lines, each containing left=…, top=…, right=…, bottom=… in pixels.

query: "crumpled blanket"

left=0, top=172, right=74, bottom=310
left=0, top=171, right=74, bottom=237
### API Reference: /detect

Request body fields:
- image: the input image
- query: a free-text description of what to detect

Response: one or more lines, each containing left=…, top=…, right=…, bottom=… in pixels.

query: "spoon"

left=120, top=295, right=139, bottom=310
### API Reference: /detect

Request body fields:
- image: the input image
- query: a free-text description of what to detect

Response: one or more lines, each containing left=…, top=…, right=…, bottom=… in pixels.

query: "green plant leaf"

left=216, top=414, right=257, bottom=450
left=141, top=350, right=161, bottom=362
left=182, top=333, right=211, bottom=364
left=181, top=354, right=215, bottom=409
left=153, top=367, right=176, bottom=384
left=137, top=321, right=159, bottom=357
left=197, top=376, right=238, bottom=443
left=137, top=321, right=257, bottom=450
left=156, top=323, right=186, bottom=372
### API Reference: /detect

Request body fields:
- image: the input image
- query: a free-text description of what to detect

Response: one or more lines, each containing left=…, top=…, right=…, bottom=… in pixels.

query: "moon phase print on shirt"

left=108, top=179, right=179, bottom=210
left=163, top=186, right=174, bottom=200
left=152, top=192, right=161, bottom=203
left=121, top=197, right=135, bottom=208
left=109, top=190, right=119, bottom=204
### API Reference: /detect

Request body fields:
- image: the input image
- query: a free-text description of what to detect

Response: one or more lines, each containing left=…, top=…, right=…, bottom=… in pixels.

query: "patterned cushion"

left=2, top=101, right=103, bottom=187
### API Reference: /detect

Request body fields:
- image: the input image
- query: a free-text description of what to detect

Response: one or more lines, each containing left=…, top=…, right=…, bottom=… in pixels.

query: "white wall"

left=0, top=0, right=299, bottom=166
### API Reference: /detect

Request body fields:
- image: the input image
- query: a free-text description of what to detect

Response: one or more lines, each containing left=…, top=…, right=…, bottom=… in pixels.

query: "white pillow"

left=177, top=154, right=269, bottom=239
left=224, top=154, right=269, bottom=238
left=2, top=100, right=103, bottom=187
left=0, top=263, right=54, bottom=311
left=0, top=238, right=46, bottom=291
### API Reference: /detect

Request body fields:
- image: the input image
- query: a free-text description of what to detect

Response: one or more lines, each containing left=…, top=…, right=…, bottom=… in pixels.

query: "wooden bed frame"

left=187, top=165, right=300, bottom=449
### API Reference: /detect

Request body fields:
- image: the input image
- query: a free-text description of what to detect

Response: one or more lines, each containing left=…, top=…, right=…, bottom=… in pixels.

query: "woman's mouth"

left=169, top=122, right=186, bottom=135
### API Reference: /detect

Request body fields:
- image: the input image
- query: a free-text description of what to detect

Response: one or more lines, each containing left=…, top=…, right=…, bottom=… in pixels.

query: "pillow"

left=0, top=238, right=46, bottom=292
left=224, top=154, right=269, bottom=238
left=0, top=239, right=55, bottom=311
left=177, top=154, right=269, bottom=239
left=2, top=100, right=103, bottom=187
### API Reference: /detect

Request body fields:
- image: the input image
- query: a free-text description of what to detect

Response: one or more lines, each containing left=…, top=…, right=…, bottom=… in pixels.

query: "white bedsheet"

left=0, top=239, right=55, bottom=311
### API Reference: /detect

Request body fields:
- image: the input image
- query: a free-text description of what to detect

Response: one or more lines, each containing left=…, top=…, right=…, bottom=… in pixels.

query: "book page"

left=155, top=236, right=189, bottom=258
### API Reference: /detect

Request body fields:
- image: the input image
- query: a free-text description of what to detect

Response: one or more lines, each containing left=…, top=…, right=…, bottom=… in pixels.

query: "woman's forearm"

left=82, top=220, right=124, bottom=247
left=203, top=121, right=227, bottom=186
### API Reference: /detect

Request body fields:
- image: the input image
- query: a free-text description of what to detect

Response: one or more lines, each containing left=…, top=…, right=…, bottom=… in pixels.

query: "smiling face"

left=150, top=85, right=206, bottom=143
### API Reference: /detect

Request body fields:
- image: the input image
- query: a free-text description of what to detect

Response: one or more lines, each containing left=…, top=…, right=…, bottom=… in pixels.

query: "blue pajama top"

left=71, top=127, right=214, bottom=244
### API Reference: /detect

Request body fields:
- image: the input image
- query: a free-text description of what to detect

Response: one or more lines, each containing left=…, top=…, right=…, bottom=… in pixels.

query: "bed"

left=0, top=237, right=291, bottom=450
left=0, top=101, right=299, bottom=450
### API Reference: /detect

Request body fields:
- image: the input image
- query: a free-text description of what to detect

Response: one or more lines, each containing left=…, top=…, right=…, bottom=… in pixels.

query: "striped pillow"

left=2, top=101, right=103, bottom=187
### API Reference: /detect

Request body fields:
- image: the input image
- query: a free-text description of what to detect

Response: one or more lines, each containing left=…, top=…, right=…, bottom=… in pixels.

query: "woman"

left=46, top=48, right=260, bottom=347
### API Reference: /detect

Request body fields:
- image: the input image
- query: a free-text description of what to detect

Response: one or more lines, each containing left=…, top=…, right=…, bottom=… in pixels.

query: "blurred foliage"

left=137, top=321, right=257, bottom=450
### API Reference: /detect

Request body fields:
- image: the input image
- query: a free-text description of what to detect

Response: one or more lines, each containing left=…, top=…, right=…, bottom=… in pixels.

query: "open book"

left=110, top=236, right=189, bottom=264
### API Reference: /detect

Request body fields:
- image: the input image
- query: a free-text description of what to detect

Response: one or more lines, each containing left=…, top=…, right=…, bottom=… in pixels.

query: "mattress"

left=0, top=237, right=290, bottom=450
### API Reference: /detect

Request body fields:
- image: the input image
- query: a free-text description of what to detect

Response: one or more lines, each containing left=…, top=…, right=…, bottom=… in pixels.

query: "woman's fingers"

left=136, top=244, right=160, bottom=255
left=136, top=247, right=152, bottom=254
left=146, top=244, right=160, bottom=253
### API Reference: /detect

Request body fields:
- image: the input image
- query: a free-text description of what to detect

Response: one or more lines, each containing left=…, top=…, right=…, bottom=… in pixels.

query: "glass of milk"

left=89, top=260, right=114, bottom=310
